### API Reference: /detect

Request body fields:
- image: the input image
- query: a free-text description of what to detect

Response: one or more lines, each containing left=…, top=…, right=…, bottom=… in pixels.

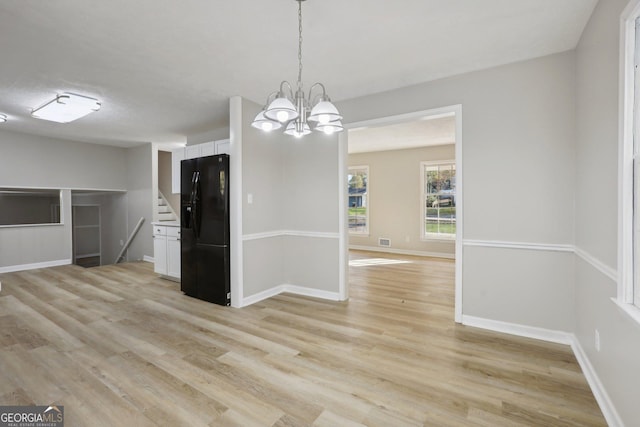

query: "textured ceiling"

left=0, top=0, right=598, bottom=147
left=349, top=115, right=455, bottom=154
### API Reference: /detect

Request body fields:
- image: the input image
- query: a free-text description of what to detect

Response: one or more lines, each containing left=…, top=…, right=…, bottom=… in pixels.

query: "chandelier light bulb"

left=262, top=121, right=274, bottom=131
left=323, top=126, right=335, bottom=135
left=318, top=114, right=330, bottom=124
left=276, top=111, right=289, bottom=122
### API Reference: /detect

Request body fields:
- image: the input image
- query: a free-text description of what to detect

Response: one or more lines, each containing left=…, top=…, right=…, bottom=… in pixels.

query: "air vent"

left=378, top=238, right=391, bottom=248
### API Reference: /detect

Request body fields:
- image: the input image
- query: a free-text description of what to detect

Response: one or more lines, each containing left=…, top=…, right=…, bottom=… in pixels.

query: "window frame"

left=618, top=1, right=640, bottom=322
left=348, top=165, right=370, bottom=236
left=420, top=160, right=456, bottom=241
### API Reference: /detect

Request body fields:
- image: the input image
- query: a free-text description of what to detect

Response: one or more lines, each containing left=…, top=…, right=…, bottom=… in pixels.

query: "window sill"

left=611, top=298, right=640, bottom=330
left=421, top=234, right=455, bottom=242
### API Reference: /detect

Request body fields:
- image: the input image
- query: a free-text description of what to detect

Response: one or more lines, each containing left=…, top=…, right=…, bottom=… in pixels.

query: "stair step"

left=158, top=212, right=176, bottom=221
left=158, top=205, right=171, bottom=213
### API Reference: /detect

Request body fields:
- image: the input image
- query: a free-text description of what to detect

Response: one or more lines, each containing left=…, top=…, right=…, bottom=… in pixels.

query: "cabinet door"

left=171, top=148, right=185, bottom=194
left=185, top=145, right=201, bottom=159
left=153, top=234, right=167, bottom=275
left=200, top=141, right=215, bottom=157
left=167, top=236, right=181, bottom=279
left=215, top=139, right=230, bottom=155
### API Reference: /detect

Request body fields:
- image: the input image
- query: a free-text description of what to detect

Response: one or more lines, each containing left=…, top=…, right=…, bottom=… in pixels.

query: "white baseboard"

left=462, top=314, right=622, bottom=426
left=281, top=284, right=342, bottom=301
left=242, top=285, right=287, bottom=306
left=349, top=245, right=455, bottom=259
left=143, top=255, right=154, bottom=263
left=570, top=336, right=624, bottom=427
left=0, top=259, right=72, bottom=274
left=461, top=315, right=573, bottom=345
left=241, top=283, right=342, bottom=307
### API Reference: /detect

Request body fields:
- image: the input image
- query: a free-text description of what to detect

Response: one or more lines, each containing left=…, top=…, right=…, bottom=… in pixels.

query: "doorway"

left=340, top=105, right=463, bottom=322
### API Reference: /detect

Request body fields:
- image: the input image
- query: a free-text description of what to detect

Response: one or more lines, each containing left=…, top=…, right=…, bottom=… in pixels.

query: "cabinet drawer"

left=153, top=226, right=167, bottom=236
left=166, top=227, right=180, bottom=238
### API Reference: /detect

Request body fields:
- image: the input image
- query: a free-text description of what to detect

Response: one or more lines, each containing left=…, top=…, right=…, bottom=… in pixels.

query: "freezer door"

left=195, top=244, right=230, bottom=306
left=180, top=158, right=198, bottom=296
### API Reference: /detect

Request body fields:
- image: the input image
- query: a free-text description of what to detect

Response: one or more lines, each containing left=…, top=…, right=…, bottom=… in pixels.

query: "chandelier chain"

left=297, top=0, right=303, bottom=91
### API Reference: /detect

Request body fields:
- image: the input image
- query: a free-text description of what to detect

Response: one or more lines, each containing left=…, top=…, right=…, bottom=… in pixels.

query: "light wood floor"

left=0, top=251, right=606, bottom=426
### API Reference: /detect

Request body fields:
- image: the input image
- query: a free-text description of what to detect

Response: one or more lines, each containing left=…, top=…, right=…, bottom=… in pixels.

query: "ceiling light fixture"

left=0, top=114, right=6, bottom=123
left=251, top=0, right=343, bottom=138
left=31, top=92, right=101, bottom=123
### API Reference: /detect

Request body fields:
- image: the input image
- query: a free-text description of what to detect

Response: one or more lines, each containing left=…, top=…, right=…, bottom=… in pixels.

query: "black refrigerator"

left=180, top=154, right=230, bottom=306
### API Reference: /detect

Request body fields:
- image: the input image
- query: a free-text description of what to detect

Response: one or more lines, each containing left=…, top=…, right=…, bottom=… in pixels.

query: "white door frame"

left=338, top=104, right=463, bottom=323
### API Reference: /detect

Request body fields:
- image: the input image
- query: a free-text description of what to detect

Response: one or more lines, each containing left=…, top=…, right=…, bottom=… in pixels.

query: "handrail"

left=114, top=217, right=145, bottom=264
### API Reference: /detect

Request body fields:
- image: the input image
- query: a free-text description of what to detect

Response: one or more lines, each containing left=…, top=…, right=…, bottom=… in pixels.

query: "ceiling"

left=348, top=114, right=455, bottom=154
left=0, top=0, right=598, bottom=148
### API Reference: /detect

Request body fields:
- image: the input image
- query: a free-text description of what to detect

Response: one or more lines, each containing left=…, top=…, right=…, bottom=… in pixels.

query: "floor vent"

left=378, top=237, right=391, bottom=248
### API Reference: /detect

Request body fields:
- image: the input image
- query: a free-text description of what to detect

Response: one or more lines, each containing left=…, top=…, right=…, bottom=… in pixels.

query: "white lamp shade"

left=308, top=100, right=341, bottom=123
left=315, top=120, right=344, bottom=135
left=32, top=93, right=101, bottom=123
left=251, top=111, right=282, bottom=132
left=284, top=121, right=311, bottom=138
left=264, top=97, right=298, bottom=122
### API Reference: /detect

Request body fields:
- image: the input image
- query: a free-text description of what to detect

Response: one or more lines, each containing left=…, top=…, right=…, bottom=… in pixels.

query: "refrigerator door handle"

left=192, top=171, right=201, bottom=238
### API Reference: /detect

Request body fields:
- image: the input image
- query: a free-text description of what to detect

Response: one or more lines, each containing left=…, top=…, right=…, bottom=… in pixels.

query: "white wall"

left=235, top=97, right=341, bottom=304
left=348, top=145, right=456, bottom=257
left=338, top=51, right=577, bottom=332
left=575, top=0, right=640, bottom=424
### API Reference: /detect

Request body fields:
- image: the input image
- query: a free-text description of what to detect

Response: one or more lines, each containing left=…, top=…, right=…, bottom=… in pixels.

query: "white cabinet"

left=153, top=224, right=180, bottom=281
left=166, top=227, right=181, bottom=278
left=215, top=139, right=230, bottom=155
left=171, top=139, right=230, bottom=194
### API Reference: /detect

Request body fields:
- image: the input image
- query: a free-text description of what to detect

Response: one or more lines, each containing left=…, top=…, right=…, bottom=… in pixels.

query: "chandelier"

left=251, top=0, right=343, bottom=137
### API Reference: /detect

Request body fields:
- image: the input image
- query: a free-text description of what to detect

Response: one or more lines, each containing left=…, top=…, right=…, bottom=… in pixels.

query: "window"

left=0, top=188, right=62, bottom=226
left=421, top=161, right=456, bottom=240
left=620, top=9, right=640, bottom=315
left=348, top=166, right=369, bottom=234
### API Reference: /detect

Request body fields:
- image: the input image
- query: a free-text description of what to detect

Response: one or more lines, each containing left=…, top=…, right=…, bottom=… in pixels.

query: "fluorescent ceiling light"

left=31, top=93, right=101, bottom=123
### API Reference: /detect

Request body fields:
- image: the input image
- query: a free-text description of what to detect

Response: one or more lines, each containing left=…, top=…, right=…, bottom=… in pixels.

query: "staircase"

left=157, top=192, right=177, bottom=222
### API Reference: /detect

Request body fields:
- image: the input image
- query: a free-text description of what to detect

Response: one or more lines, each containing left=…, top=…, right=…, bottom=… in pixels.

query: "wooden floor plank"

left=0, top=252, right=606, bottom=426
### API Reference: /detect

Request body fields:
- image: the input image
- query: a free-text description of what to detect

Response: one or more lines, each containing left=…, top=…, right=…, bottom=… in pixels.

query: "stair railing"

left=114, top=216, right=145, bottom=264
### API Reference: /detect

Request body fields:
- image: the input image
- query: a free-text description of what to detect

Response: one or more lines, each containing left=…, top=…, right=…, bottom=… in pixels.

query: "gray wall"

left=241, top=99, right=286, bottom=297
left=0, top=130, right=127, bottom=269
left=348, top=144, right=456, bottom=257
left=125, top=143, right=154, bottom=262
left=0, top=190, right=72, bottom=269
left=0, top=129, right=154, bottom=269
left=575, top=0, right=640, bottom=424
left=239, top=97, right=341, bottom=300
left=0, top=129, right=127, bottom=189
left=338, top=51, right=577, bottom=332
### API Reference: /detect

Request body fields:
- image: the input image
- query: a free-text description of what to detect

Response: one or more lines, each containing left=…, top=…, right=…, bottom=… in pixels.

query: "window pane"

left=423, top=163, right=456, bottom=238
left=349, top=167, right=368, bottom=234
